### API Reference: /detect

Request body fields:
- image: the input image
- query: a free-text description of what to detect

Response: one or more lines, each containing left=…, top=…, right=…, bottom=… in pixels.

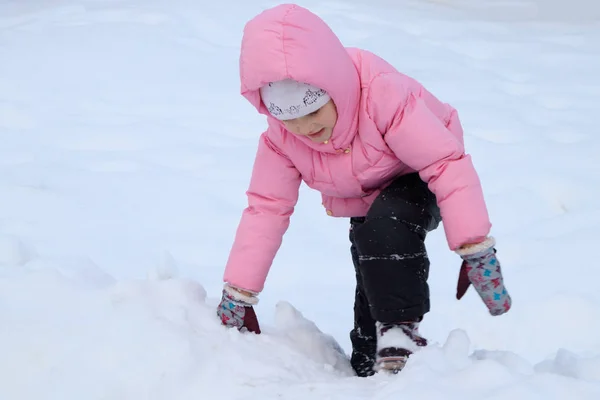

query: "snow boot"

left=375, top=321, right=427, bottom=373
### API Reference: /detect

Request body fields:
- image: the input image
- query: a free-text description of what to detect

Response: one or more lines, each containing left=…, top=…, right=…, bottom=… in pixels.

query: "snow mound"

left=0, top=259, right=353, bottom=400
left=1, top=259, right=600, bottom=399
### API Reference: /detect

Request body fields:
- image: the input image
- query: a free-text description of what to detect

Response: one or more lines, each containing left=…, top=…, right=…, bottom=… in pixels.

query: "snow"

left=0, top=0, right=599, bottom=398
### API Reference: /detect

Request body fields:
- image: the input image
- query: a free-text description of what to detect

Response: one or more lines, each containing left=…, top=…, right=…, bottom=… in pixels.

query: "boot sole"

left=375, top=356, right=408, bottom=374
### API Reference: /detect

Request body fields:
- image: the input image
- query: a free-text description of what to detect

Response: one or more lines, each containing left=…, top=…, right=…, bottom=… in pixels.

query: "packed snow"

left=0, top=0, right=599, bottom=398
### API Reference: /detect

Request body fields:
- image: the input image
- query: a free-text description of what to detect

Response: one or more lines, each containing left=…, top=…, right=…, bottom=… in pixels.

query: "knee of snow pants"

left=351, top=173, right=441, bottom=323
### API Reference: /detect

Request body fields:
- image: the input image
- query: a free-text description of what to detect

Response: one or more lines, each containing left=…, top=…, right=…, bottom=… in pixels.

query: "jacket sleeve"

left=367, top=73, right=491, bottom=250
left=223, top=129, right=302, bottom=293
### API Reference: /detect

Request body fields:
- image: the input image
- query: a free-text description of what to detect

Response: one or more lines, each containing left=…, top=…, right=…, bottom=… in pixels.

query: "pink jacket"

left=224, top=4, right=491, bottom=293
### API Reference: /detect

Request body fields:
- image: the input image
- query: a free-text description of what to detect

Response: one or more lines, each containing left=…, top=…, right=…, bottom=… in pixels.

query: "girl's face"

left=281, top=100, right=337, bottom=143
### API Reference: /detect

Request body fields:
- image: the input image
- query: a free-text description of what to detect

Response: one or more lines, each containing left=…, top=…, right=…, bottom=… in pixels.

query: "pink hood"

left=239, top=3, right=360, bottom=154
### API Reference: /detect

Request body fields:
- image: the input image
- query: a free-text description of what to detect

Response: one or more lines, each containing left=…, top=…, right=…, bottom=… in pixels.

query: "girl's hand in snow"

left=217, top=284, right=261, bottom=334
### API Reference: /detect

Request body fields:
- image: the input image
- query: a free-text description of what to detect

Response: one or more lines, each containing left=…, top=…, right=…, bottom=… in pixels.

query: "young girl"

left=217, top=3, right=512, bottom=376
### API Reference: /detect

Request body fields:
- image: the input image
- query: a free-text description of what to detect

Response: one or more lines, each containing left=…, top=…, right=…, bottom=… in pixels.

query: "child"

left=216, top=3, right=511, bottom=376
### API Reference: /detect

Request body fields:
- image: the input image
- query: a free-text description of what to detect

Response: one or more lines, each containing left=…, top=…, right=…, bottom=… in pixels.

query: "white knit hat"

left=259, top=79, right=331, bottom=120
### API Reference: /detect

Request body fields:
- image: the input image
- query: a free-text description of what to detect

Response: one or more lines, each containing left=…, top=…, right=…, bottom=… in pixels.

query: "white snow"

left=0, top=0, right=599, bottom=398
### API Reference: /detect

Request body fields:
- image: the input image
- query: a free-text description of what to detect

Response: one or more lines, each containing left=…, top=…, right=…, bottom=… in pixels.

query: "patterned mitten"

left=217, top=284, right=261, bottom=334
left=456, top=237, right=512, bottom=316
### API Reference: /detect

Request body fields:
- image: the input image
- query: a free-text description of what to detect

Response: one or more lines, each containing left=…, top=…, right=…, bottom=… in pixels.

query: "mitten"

left=456, top=237, right=512, bottom=316
left=217, top=284, right=261, bottom=334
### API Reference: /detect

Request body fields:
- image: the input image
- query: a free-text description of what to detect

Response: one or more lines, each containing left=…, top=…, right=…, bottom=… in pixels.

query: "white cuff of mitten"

left=455, top=237, right=496, bottom=257
left=223, top=283, right=259, bottom=305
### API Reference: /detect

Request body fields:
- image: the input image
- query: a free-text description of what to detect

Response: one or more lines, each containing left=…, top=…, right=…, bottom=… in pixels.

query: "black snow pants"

left=348, top=173, right=441, bottom=377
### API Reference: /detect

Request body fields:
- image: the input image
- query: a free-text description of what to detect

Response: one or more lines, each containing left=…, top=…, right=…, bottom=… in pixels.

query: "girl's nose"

left=302, top=123, right=319, bottom=135
left=295, top=123, right=310, bottom=135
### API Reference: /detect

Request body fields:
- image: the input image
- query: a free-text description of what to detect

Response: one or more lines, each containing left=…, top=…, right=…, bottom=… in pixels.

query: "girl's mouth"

left=308, top=128, right=324, bottom=138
